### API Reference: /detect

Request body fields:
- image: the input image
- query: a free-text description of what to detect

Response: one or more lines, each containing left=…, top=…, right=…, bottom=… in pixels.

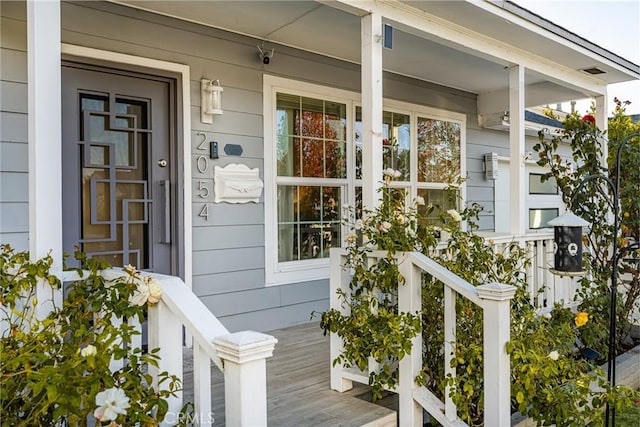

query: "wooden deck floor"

left=182, top=322, right=396, bottom=426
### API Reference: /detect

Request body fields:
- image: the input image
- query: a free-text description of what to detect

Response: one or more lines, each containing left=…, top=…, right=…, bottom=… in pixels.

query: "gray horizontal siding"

left=192, top=224, right=264, bottom=251
left=1, top=81, right=27, bottom=113
left=1, top=7, right=29, bottom=248
left=0, top=49, right=27, bottom=83
left=192, top=269, right=265, bottom=296
left=192, top=247, right=264, bottom=276
left=0, top=112, right=28, bottom=142
left=0, top=202, right=28, bottom=232
left=219, top=300, right=329, bottom=333
left=191, top=202, right=264, bottom=227
left=189, top=82, right=263, bottom=116
left=0, top=172, right=28, bottom=202
left=0, top=232, right=28, bottom=251
left=0, top=142, right=27, bottom=172
left=190, top=131, right=263, bottom=159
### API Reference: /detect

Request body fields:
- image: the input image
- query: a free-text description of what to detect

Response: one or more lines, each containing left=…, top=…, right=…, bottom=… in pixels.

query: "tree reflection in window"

left=276, top=93, right=346, bottom=262
left=417, top=117, right=461, bottom=183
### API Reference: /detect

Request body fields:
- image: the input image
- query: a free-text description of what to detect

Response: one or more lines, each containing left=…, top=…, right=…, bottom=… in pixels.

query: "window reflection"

left=278, top=185, right=342, bottom=262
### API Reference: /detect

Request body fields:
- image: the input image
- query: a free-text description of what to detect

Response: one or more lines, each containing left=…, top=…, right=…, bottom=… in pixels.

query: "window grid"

left=265, top=76, right=466, bottom=284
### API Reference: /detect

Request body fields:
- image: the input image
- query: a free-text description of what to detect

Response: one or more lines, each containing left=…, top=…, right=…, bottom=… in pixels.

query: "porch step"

left=182, top=322, right=397, bottom=426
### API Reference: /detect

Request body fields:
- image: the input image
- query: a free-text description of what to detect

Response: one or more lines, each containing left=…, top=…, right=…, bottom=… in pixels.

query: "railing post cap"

left=477, top=282, right=516, bottom=301
left=213, top=331, right=278, bottom=364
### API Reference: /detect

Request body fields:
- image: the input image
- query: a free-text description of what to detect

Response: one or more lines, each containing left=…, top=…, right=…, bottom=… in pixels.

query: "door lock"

left=157, top=159, right=168, bottom=167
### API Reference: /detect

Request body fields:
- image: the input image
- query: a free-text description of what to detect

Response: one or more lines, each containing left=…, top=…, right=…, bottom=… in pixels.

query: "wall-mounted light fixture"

left=201, top=78, right=224, bottom=124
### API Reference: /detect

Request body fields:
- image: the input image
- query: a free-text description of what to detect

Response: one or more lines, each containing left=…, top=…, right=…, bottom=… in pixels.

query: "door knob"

left=157, top=159, right=168, bottom=167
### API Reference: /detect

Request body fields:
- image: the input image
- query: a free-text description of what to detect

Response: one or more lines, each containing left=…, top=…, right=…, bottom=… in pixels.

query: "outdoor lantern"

left=201, top=79, right=224, bottom=124
left=548, top=211, right=590, bottom=276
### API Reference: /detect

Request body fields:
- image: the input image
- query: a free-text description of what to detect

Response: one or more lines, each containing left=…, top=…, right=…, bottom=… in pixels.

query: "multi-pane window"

left=265, top=77, right=465, bottom=284
left=275, top=93, right=346, bottom=263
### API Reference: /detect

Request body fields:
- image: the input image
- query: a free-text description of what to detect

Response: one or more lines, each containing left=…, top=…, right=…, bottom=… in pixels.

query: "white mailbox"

left=214, top=163, right=264, bottom=203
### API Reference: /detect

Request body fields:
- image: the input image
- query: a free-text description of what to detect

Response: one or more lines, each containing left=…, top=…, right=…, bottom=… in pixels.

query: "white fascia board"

left=323, top=0, right=607, bottom=96
left=472, top=0, right=640, bottom=80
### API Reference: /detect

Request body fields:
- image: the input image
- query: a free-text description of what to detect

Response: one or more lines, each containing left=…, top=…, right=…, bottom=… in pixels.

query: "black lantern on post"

left=548, top=212, right=590, bottom=276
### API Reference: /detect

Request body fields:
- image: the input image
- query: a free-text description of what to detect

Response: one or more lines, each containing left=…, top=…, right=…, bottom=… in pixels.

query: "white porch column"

left=508, top=65, right=526, bottom=235
left=477, top=282, right=516, bottom=427
left=214, top=331, right=278, bottom=427
left=595, top=93, right=608, bottom=166
left=27, top=0, right=62, bottom=317
left=361, top=13, right=384, bottom=210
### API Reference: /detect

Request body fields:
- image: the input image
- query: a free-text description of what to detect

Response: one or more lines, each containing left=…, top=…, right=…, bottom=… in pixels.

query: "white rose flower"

left=146, top=277, right=162, bottom=305
left=123, top=264, right=137, bottom=275
left=81, top=344, right=97, bottom=357
left=379, top=221, right=392, bottom=233
left=393, top=169, right=402, bottom=178
left=415, top=196, right=425, bottom=206
left=383, top=168, right=396, bottom=177
left=548, top=350, right=559, bottom=361
left=129, top=280, right=150, bottom=307
left=447, top=209, right=462, bottom=222
left=94, top=387, right=130, bottom=422
left=344, top=233, right=357, bottom=245
left=354, top=219, right=364, bottom=230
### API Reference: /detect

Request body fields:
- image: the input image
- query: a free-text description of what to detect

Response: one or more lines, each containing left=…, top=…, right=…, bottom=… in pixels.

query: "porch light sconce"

left=484, top=152, right=498, bottom=180
left=201, top=79, right=224, bottom=124
left=548, top=211, right=590, bottom=276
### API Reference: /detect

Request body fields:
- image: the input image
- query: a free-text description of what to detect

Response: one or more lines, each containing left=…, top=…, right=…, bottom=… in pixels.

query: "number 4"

left=199, top=204, right=209, bottom=220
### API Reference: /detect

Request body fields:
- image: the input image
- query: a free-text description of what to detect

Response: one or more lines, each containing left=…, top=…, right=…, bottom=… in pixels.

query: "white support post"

left=508, top=65, right=526, bottom=236
left=214, top=331, right=277, bottom=427
left=330, top=248, right=354, bottom=392
left=594, top=93, right=608, bottom=167
left=361, top=12, right=384, bottom=210
left=27, top=0, right=63, bottom=318
left=398, top=254, right=423, bottom=427
left=193, top=343, right=213, bottom=425
left=477, top=282, right=516, bottom=427
left=148, top=300, right=183, bottom=425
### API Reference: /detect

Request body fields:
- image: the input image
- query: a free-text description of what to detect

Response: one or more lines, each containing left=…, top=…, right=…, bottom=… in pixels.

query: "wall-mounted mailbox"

left=214, top=163, right=264, bottom=204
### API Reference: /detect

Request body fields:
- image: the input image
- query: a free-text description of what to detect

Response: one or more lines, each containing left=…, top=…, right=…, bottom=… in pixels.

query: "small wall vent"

left=581, top=67, right=606, bottom=75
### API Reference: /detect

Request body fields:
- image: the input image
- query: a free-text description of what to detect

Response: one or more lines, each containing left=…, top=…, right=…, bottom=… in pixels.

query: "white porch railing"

left=62, top=270, right=277, bottom=427
left=148, top=272, right=278, bottom=426
left=329, top=248, right=516, bottom=427
left=478, top=232, right=581, bottom=309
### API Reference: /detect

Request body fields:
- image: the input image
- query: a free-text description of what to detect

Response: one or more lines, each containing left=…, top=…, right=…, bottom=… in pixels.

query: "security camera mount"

left=257, top=44, right=275, bottom=65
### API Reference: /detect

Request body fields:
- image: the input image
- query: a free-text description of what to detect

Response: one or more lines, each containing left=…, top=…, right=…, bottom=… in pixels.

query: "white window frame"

left=263, top=75, right=466, bottom=285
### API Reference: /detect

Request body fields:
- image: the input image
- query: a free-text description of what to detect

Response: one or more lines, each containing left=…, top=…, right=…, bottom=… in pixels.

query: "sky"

left=514, top=0, right=640, bottom=115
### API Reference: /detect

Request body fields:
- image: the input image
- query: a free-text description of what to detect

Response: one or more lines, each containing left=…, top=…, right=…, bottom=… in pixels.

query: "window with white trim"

left=264, top=76, right=466, bottom=285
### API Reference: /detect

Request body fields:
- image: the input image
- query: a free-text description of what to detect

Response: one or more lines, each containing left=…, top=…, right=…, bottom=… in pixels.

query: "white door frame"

left=60, top=44, right=192, bottom=288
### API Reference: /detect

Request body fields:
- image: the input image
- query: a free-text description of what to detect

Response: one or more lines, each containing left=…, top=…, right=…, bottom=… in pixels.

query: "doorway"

left=61, top=62, right=176, bottom=275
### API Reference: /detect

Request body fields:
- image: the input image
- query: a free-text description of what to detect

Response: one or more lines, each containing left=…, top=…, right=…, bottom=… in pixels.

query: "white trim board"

left=60, top=43, right=193, bottom=291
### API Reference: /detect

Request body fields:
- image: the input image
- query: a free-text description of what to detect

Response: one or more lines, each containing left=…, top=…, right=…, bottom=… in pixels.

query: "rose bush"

left=320, top=169, right=640, bottom=425
left=0, top=245, right=183, bottom=426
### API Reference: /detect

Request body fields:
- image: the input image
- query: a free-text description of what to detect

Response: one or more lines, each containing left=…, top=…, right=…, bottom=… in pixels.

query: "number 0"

left=196, top=155, right=208, bottom=174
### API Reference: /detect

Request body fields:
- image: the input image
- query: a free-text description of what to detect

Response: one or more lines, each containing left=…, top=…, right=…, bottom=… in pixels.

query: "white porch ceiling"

left=114, top=0, right=638, bottom=108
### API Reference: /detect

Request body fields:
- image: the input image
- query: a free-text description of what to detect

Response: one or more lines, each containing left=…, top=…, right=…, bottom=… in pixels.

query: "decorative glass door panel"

left=79, top=95, right=151, bottom=268
left=62, top=64, right=173, bottom=274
